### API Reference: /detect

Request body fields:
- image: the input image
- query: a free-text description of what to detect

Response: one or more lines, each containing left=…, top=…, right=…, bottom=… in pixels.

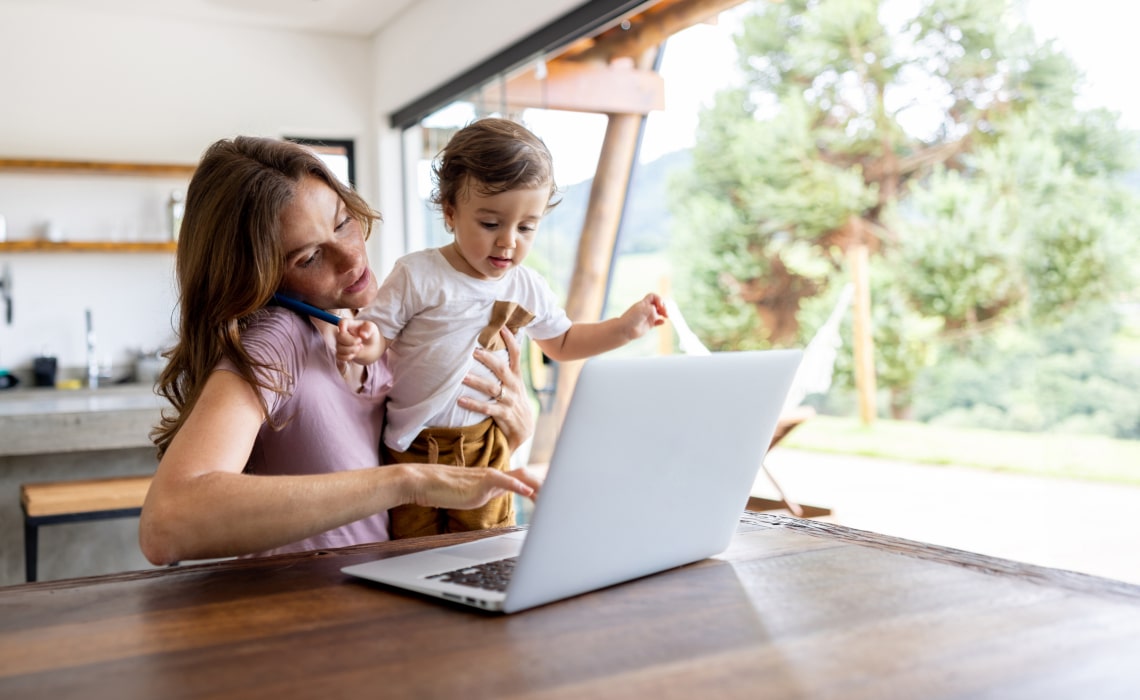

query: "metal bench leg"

left=24, top=517, right=38, bottom=583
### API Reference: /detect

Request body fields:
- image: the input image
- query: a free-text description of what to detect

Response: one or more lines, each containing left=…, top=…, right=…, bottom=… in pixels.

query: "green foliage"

left=1053, top=108, right=1137, bottom=177
left=671, top=88, right=878, bottom=349
left=669, top=0, right=1140, bottom=429
left=782, top=413, right=1140, bottom=485
left=828, top=262, right=942, bottom=415
left=670, top=175, right=770, bottom=349
left=892, top=166, right=1025, bottom=327
left=896, top=109, right=1139, bottom=330
left=910, top=303, right=1140, bottom=438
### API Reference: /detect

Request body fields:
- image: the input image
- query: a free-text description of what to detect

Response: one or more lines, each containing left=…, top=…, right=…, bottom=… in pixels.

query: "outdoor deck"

left=756, top=447, right=1140, bottom=586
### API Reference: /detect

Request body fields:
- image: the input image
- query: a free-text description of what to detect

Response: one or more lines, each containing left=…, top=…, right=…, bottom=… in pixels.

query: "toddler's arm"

left=537, top=293, right=667, bottom=362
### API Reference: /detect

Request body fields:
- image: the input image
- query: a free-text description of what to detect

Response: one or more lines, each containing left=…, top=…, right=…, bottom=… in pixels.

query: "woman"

left=139, top=136, right=539, bottom=565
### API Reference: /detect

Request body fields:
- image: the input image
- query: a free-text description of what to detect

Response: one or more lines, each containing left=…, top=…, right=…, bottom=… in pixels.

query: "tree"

left=671, top=0, right=1137, bottom=414
left=896, top=107, right=1137, bottom=334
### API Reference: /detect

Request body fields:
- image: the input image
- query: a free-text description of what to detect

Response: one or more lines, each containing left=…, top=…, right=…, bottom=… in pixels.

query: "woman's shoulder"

left=245, top=307, right=314, bottom=341
left=241, top=307, right=322, bottom=364
left=242, top=307, right=390, bottom=405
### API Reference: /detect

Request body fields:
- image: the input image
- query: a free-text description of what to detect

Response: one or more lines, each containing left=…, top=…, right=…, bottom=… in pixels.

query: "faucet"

left=0, top=263, right=11, bottom=325
left=85, top=308, right=98, bottom=389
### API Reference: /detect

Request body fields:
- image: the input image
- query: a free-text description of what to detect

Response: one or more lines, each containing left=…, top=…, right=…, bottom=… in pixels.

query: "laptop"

left=342, top=349, right=803, bottom=613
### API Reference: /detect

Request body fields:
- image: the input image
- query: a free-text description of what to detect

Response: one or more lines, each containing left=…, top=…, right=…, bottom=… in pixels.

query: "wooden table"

left=2, top=513, right=1139, bottom=698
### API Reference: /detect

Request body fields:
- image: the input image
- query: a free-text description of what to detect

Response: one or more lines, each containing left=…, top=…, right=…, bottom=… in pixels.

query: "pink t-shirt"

left=219, top=307, right=393, bottom=556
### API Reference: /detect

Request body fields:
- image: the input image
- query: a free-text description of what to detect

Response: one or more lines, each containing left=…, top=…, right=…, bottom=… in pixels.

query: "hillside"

left=539, top=148, right=691, bottom=259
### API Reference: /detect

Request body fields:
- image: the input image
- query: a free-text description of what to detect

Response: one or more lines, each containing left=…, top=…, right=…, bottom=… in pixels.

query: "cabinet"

left=0, top=158, right=196, bottom=253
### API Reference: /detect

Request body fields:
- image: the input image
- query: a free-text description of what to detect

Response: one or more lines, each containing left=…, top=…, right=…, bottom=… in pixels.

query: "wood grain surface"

left=1, top=513, right=1138, bottom=699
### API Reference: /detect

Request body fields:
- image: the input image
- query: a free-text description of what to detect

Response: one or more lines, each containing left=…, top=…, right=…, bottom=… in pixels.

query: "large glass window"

left=403, top=11, right=745, bottom=366
left=285, top=137, right=355, bottom=187
left=395, top=0, right=1140, bottom=584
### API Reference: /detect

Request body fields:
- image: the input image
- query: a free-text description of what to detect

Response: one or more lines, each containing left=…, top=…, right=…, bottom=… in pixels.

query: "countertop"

left=0, top=384, right=163, bottom=457
left=0, top=384, right=163, bottom=416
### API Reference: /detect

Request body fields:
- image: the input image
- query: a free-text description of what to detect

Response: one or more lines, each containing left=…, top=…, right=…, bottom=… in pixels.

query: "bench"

left=20, top=475, right=152, bottom=582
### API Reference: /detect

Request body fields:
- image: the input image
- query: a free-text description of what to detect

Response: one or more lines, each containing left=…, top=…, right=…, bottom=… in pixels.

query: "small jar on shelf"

left=168, top=190, right=185, bottom=242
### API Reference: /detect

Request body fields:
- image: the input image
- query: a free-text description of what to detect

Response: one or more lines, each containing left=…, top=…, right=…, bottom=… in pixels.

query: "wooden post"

left=848, top=243, right=877, bottom=425
left=529, top=107, right=649, bottom=464
left=657, top=275, right=674, bottom=356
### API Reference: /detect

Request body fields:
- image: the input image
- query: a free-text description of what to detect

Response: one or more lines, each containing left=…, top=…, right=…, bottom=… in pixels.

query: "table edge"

left=745, top=512, right=1140, bottom=601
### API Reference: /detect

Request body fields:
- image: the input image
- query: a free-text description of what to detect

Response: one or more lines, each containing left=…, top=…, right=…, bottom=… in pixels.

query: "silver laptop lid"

left=503, top=350, right=802, bottom=612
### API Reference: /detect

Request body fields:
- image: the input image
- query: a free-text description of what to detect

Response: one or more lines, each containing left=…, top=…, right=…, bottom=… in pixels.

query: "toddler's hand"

left=335, top=318, right=376, bottom=365
left=621, top=293, right=668, bottom=340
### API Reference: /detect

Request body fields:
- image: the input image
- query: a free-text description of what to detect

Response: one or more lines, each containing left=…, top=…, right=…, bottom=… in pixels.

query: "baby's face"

left=443, top=184, right=549, bottom=280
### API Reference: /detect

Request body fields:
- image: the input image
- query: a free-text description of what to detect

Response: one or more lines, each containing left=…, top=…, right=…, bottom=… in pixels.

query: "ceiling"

left=0, top=0, right=421, bottom=37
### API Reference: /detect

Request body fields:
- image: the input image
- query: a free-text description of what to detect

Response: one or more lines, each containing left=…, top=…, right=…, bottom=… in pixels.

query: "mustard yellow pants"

left=383, top=418, right=515, bottom=539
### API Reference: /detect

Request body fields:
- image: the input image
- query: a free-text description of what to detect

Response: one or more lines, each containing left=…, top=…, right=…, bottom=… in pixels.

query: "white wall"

left=0, top=3, right=374, bottom=378
left=370, top=0, right=588, bottom=116
left=0, top=5, right=376, bottom=166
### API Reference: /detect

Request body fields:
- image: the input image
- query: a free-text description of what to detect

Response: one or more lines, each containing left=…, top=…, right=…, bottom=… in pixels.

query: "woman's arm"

left=139, top=367, right=537, bottom=564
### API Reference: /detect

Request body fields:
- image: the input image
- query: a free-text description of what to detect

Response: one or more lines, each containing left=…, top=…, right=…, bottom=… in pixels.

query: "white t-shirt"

left=363, top=247, right=572, bottom=452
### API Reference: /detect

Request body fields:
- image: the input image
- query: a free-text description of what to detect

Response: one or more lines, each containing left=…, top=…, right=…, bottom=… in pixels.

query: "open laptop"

left=342, top=349, right=803, bottom=613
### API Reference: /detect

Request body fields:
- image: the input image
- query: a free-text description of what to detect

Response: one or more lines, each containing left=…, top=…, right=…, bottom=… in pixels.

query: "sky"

left=1021, top=0, right=1140, bottom=128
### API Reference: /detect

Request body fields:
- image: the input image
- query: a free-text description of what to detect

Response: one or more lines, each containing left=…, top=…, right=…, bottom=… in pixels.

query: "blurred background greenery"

left=528, top=0, right=1140, bottom=468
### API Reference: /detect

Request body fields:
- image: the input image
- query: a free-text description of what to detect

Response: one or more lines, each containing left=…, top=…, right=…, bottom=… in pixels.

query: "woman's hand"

left=459, top=327, right=534, bottom=451
left=400, top=463, right=542, bottom=509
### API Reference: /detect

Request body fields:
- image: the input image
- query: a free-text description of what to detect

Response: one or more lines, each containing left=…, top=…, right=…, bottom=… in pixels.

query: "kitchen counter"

left=0, top=384, right=164, bottom=457
left=0, top=384, right=164, bottom=584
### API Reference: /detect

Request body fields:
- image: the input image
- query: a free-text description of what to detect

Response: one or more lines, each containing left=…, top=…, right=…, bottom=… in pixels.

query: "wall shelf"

left=0, top=158, right=196, bottom=177
left=0, top=241, right=176, bottom=253
left=0, top=157, right=193, bottom=252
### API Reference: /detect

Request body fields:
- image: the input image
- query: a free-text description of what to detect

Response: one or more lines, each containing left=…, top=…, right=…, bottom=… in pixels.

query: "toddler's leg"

left=383, top=438, right=450, bottom=540
left=389, top=504, right=448, bottom=540
left=445, top=419, right=515, bottom=533
left=384, top=421, right=516, bottom=537
left=446, top=492, right=515, bottom=533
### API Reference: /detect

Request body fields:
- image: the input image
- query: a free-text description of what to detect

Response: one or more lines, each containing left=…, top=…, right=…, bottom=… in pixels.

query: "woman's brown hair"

left=151, top=136, right=379, bottom=458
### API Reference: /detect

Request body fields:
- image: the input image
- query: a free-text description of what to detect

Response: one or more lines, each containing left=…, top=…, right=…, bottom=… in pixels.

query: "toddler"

left=339, top=117, right=666, bottom=538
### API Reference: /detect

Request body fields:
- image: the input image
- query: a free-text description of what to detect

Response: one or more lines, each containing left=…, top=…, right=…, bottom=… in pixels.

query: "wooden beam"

left=526, top=0, right=761, bottom=460
left=565, top=112, right=646, bottom=322
left=573, top=0, right=750, bottom=63
left=530, top=51, right=659, bottom=464
left=474, top=58, right=665, bottom=115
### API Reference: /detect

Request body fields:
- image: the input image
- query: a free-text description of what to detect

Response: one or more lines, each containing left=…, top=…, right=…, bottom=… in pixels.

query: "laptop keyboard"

left=426, top=556, right=517, bottom=592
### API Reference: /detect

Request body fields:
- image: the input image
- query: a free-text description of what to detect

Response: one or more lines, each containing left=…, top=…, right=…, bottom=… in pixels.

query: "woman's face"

left=278, top=176, right=376, bottom=310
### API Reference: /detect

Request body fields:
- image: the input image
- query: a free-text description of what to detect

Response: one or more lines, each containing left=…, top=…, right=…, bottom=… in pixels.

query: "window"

left=285, top=137, right=356, bottom=188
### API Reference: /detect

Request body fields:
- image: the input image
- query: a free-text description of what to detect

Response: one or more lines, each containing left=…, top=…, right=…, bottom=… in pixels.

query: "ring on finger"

left=494, top=383, right=504, bottom=401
